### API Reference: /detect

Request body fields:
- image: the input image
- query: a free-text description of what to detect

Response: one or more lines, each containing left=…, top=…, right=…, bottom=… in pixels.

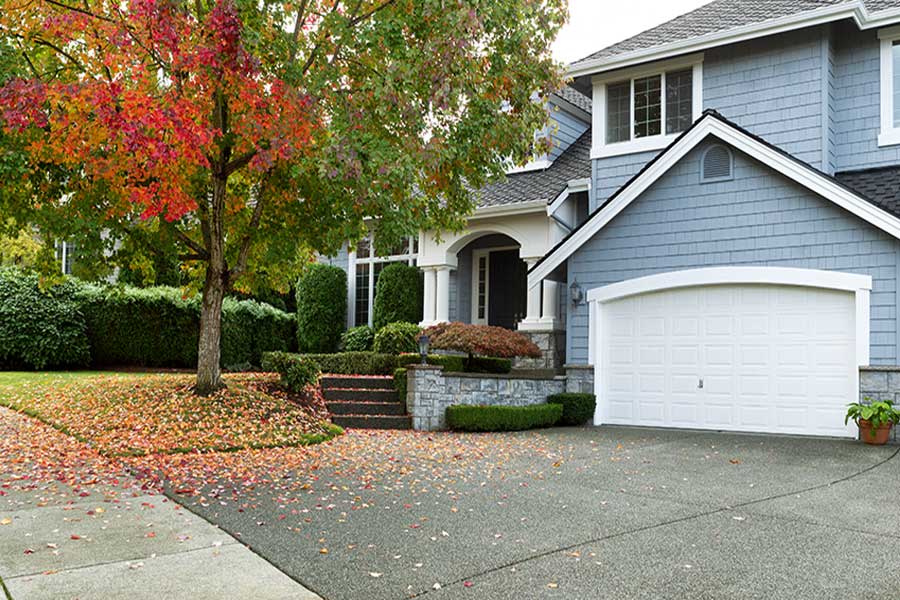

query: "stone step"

left=322, top=388, right=399, bottom=403
left=331, top=414, right=412, bottom=430
left=326, top=401, right=407, bottom=416
left=320, top=375, right=395, bottom=390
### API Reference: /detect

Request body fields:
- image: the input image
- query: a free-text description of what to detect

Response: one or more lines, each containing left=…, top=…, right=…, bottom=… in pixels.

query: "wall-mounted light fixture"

left=569, top=279, right=585, bottom=306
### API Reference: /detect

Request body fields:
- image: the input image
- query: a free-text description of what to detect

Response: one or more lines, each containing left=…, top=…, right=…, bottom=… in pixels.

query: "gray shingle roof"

left=473, top=129, right=591, bottom=208
left=572, top=0, right=891, bottom=66
left=553, top=86, right=591, bottom=113
left=835, top=167, right=900, bottom=218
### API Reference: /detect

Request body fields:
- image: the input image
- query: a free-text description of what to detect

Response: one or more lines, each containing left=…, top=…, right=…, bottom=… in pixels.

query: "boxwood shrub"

left=372, top=263, right=423, bottom=330
left=373, top=322, right=421, bottom=355
left=261, top=352, right=321, bottom=391
left=393, top=367, right=408, bottom=399
left=547, top=393, right=596, bottom=426
left=264, top=351, right=400, bottom=376
left=296, top=264, right=347, bottom=353
left=341, top=325, right=375, bottom=352
left=446, top=404, right=563, bottom=432
left=0, top=269, right=91, bottom=369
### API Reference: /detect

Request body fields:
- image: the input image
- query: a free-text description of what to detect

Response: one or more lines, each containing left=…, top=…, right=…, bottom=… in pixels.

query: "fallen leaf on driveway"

left=547, top=582, right=558, bottom=589
left=368, top=572, right=382, bottom=578
left=0, top=517, right=11, bottom=525
left=729, top=458, right=741, bottom=464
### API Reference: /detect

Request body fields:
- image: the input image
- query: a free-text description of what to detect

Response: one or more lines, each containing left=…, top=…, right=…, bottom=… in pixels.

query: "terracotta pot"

left=858, top=420, right=893, bottom=445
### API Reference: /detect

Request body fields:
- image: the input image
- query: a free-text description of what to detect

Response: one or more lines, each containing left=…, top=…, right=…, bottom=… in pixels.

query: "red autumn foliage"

left=422, top=322, right=541, bottom=359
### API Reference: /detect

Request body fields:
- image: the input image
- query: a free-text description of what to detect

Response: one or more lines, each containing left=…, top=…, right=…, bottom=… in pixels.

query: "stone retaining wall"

left=406, top=365, right=566, bottom=431
left=859, top=366, right=900, bottom=442
left=564, top=364, right=594, bottom=394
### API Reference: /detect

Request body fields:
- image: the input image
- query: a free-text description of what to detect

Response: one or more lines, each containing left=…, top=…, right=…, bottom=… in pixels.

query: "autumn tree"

left=0, top=0, right=565, bottom=393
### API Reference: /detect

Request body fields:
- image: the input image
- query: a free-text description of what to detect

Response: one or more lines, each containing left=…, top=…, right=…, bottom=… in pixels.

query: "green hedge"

left=75, top=285, right=295, bottom=368
left=465, top=356, right=512, bottom=374
left=0, top=269, right=91, bottom=369
left=393, top=367, right=408, bottom=399
left=264, top=351, right=400, bottom=376
left=446, top=404, right=563, bottom=432
left=548, top=393, right=596, bottom=426
left=373, top=322, right=420, bottom=354
left=296, top=264, right=347, bottom=353
left=372, top=263, right=423, bottom=330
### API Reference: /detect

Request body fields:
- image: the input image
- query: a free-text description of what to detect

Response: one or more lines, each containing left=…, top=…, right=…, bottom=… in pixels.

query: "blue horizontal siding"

left=548, top=108, right=589, bottom=162
left=568, top=140, right=900, bottom=365
left=832, top=23, right=900, bottom=170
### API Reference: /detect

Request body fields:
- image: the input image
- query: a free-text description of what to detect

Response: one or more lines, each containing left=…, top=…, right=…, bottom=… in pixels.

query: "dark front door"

left=488, top=250, right=526, bottom=329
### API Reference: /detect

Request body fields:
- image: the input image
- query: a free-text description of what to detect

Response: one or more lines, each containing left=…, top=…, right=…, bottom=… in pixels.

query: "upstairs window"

left=593, top=55, right=703, bottom=158
left=879, top=27, right=900, bottom=147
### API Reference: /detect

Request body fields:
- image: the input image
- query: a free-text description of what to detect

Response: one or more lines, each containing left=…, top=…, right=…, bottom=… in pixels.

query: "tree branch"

left=223, top=150, right=257, bottom=176
left=167, top=223, right=209, bottom=259
left=43, top=0, right=114, bottom=22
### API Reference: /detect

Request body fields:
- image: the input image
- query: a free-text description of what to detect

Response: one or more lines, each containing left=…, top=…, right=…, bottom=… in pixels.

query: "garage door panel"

left=600, top=282, right=857, bottom=438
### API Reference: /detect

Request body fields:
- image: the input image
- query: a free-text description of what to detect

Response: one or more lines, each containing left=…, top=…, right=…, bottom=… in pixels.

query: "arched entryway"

left=454, top=233, right=526, bottom=329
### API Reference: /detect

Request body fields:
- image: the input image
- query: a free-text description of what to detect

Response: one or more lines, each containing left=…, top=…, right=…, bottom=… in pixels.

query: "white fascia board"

left=547, top=178, right=591, bottom=216
left=528, top=113, right=900, bottom=289
left=547, top=189, right=569, bottom=217
left=568, top=3, right=868, bottom=79
left=471, top=199, right=548, bottom=220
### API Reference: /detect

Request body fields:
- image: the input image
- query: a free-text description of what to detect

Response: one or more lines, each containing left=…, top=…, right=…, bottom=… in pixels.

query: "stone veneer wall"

left=858, top=366, right=900, bottom=442
left=514, top=330, right=566, bottom=371
left=564, top=364, right=593, bottom=394
left=406, top=365, right=566, bottom=431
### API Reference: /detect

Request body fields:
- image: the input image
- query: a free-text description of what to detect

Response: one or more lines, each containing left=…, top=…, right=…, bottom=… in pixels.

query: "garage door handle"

left=698, top=378, right=704, bottom=389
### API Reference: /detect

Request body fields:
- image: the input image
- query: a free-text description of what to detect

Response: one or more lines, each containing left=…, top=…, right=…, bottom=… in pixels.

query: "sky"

left=552, top=0, right=711, bottom=64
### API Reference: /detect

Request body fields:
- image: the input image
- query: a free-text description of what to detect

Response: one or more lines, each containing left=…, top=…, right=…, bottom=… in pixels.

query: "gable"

left=530, top=111, right=900, bottom=286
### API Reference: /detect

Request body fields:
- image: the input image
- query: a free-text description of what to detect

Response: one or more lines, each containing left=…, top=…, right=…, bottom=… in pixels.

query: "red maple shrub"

left=422, top=322, right=541, bottom=359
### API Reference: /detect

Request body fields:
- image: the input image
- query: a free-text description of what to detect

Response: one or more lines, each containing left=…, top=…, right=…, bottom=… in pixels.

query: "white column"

left=435, top=267, right=450, bottom=323
left=421, top=267, right=437, bottom=326
left=540, top=280, right=559, bottom=327
left=518, top=258, right=542, bottom=328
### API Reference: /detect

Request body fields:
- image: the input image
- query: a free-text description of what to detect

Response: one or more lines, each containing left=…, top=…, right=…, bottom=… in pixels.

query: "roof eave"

left=567, top=2, right=877, bottom=80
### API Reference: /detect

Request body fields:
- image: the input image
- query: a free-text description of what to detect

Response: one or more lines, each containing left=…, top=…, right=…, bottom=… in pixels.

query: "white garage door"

left=601, top=284, right=857, bottom=437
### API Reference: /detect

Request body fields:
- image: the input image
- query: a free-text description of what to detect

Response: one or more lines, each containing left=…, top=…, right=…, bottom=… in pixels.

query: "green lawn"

left=0, top=371, right=341, bottom=457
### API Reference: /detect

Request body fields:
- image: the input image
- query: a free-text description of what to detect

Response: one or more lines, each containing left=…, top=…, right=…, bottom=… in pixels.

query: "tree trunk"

left=195, top=175, right=228, bottom=395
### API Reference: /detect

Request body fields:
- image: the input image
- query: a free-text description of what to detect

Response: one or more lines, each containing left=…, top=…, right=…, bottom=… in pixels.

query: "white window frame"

left=591, top=53, right=704, bottom=159
left=469, top=245, right=519, bottom=325
left=878, top=26, right=900, bottom=147
left=347, top=233, right=418, bottom=328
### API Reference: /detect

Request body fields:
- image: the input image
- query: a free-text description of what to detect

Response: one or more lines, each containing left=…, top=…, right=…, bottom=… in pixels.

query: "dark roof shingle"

left=474, top=129, right=591, bottom=208
left=553, top=86, right=591, bottom=113
left=572, top=0, right=887, bottom=66
left=835, top=167, right=900, bottom=218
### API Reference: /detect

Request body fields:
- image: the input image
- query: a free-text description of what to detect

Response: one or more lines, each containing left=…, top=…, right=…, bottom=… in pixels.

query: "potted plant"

left=845, top=399, right=900, bottom=445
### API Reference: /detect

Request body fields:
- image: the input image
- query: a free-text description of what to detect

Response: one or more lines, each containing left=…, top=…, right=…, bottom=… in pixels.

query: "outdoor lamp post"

left=418, top=334, right=430, bottom=365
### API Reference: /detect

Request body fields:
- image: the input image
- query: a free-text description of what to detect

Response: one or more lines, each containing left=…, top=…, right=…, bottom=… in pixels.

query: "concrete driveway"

left=176, top=427, right=900, bottom=600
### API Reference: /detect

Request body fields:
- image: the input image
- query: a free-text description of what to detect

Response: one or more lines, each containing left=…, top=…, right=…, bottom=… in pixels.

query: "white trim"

left=528, top=113, right=900, bottom=290
left=507, top=158, right=553, bottom=174
left=350, top=233, right=418, bottom=327
left=568, top=3, right=876, bottom=79
left=585, top=267, right=872, bottom=304
left=586, top=267, right=873, bottom=430
left=699, top=144, right=734, bottom=183
left=591, top=59, right=703, bottom=159
left=549, top=93, right=591, bottom=123
left=547, top=177, right=592, bottom=216
left=346, top=247, right=357, bottom=328
left=879, top=27, right=900, bottom=147
left=470, top=199, right=548, bottom=219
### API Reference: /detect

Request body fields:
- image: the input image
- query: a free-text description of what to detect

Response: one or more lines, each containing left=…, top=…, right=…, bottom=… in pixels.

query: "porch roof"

left=473, top=128, right=591, bottom=209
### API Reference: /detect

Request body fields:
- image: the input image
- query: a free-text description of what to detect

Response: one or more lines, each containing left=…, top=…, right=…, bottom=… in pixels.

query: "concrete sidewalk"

left=0, top=408, right=320, bottom=600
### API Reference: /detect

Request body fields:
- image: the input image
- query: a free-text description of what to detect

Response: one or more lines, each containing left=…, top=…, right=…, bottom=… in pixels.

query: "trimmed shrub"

left=261, top=352, right=321, bottom=392
left=76, top=285, right=295, bottom=368
left=372, top=263, right=423, bottom=330
left=465, top=356, right=512, bottom=374
left=548, top=393, right=596, bottom=426
left=0, top=269, right=90, bottom=369
left=296, top=264, right=347, bottom=353
left=393, top=367, right=408, bottom=399
left=341, top=325, right=375, bottom=352
left=373, top=322, right=421, bottom=355
left=263, top=351, right=400, bottom=376
left=446, top=404, right=563, bottom=432
left=423, top=322, right=541, bottom=359
left=397, top=353, right=466, bottom=372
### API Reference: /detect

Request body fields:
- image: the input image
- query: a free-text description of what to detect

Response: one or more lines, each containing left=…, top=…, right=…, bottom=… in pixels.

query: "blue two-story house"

left=327, top=0, right=900, bottom=438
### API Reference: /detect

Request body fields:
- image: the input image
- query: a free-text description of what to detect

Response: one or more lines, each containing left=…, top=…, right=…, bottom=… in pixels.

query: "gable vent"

left=701, top=144, right=733, bottom=182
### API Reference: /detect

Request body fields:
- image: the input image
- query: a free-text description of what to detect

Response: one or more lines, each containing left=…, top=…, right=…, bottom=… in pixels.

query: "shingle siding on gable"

left=568, top=140, right=900, bottom=365
left=833, top=24, right=900, bottom=171
left=548, top=108, right=589, bottom=162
